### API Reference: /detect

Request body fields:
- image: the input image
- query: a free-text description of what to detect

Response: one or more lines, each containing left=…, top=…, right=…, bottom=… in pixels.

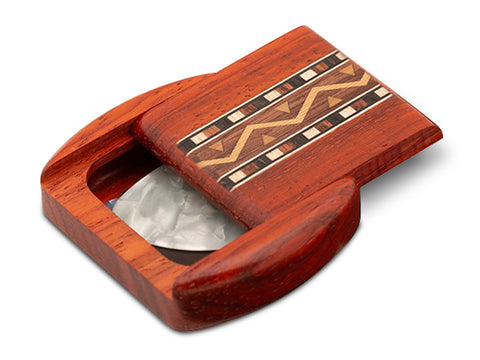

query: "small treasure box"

left=41, top=26, right=442, bottom=331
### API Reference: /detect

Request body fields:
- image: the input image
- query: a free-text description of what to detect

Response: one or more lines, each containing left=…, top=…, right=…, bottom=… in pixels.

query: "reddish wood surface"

left=134, top=26, right=442, bottom=229
left=186, top=62, right=375, bottom=179
left=174, top=177, right=360, bottom=323
left=41, top=26, right=442, bottom=331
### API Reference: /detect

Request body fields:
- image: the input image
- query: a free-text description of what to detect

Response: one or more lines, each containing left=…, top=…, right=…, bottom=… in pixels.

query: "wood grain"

left=134, top=26, right=442, bottom=230
left=174, top=177, right=360, bottom=324
left=41, top=26, right=442, bottom=331
left=187, top=62, right=377, bottom=179
left=42, top=75, right=211, bottom=331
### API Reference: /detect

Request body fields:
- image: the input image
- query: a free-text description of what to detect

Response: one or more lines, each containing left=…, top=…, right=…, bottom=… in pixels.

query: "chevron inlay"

left=195, top=72, right=371, bottom=169
left=177, top=52, right=392, bottom=190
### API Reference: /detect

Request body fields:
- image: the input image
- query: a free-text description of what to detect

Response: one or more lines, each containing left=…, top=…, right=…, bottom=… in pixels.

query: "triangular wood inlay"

left=275, top=102, right=290, bottom=113
left=340, top=64, right=355, bottom=76
left=262, top=134, right=276, bottom=145
left=327, top=96, right=342, bottom=108
left=209, top=141, right=224, bottom=152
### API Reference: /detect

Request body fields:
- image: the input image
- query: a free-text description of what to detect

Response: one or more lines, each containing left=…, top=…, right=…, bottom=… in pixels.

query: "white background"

left=1, top=1, right=479, bottom=359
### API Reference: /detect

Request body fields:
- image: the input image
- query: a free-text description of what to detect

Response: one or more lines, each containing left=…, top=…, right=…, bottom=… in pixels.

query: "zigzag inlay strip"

left=194, top=70, right=372, bottom=172
left=215, top=84, right=381, bottom=181
left=177, top=50, right=345, bottom=154
left=221, top=87, right=393, bottom=191
left=176, top=52, right=393, bottom=191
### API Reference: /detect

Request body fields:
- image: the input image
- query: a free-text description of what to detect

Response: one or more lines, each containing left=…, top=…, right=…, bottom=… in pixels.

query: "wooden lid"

left=133, top=26, right=442, bottom=228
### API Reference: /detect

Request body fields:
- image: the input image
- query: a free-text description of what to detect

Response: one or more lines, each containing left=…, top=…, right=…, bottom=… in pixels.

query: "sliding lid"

left=132, top=26, right=442, bottom=228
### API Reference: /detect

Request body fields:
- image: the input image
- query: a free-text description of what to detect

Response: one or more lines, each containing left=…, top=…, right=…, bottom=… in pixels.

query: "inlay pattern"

left=177, top=51, right=392, bottom=190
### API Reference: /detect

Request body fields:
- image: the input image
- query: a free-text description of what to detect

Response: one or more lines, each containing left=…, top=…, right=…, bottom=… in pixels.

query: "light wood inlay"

left=327, top=96, right=342, bottom=107
left=174, top=52, right=404, bottom=191
left=275, top=102, right=291, bottom=113
left=340, top=64, right=355, bottom=76
left=195, top=71, right=371, bottom=170
left=262, top=134, right=276, bottom=145
left=209, top=141, right=224, bottom=152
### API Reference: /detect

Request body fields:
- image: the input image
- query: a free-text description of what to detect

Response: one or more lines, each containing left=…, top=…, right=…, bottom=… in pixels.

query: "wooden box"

left=41, top=26, right=442, bottom=331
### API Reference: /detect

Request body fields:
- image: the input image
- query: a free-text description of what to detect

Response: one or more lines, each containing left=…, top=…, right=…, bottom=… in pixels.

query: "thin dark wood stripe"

left=219, top=86, right=392, bottom=191
left=177, top=51, right=345, bottom=153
